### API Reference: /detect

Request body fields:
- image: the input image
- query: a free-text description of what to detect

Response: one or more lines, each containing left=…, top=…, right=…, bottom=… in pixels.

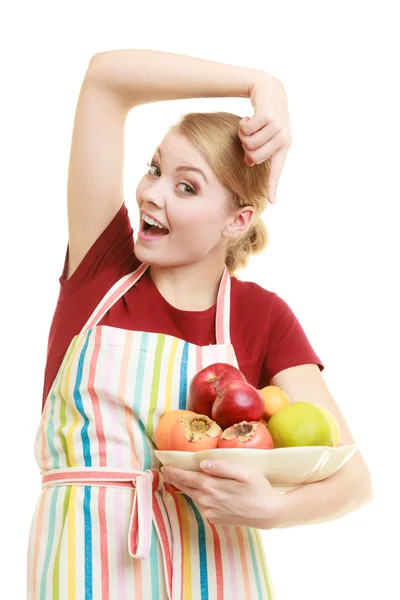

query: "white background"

left=1, top=1, right=399, bottom=598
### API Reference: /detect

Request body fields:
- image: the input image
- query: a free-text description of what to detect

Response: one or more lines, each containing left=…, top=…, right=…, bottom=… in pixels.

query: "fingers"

left=241, top=132, right=283, bottom=168
left=240, top=114, right=269, bottom=136
left=162, top=467, right=206, bottom=494
left=239, top=121, right=279, bottom=149
left=238, top=122, right=280, bottom=160
left=238, top=119, right=290, bottom=203
left=165, top=481, right=195, bottom=495
left=239, top=119, right=283, bottom=167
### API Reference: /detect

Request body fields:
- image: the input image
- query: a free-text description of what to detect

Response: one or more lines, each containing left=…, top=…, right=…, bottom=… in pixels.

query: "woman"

left=26, top=49, right=317, bottom=600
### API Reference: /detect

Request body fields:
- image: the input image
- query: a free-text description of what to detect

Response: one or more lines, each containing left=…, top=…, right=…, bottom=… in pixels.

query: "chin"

left=135, top=235, right=213, bottom=268
left=133, top=241, right=152, bottom=263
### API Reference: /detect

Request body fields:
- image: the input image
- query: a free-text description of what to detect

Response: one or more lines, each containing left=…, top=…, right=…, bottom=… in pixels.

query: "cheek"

left=175, top=209, right=223, bottom=233
left=176, top=217, right=221, bottom=247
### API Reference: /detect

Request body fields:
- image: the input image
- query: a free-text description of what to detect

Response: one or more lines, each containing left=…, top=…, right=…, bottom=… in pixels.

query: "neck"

left=148, top=260, right=227, bottom=311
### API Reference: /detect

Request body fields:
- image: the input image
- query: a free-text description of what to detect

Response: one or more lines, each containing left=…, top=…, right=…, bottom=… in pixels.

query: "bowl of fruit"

left=153, top=363, right=358, bottom=493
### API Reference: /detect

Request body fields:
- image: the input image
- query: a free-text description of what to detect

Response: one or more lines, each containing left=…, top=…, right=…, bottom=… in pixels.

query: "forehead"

left=157, top=133, right=208, bottom=166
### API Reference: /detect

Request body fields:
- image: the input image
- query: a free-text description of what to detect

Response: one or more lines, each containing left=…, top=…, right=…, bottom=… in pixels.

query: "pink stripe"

left=235, top=527, right=252, bottom=600
left=120, top=330, right=138, bottom=469
left=42, top=469, right=143, bottom=484
left=103, top=332, right=122, bottom=466
left=31, top=489, right=48, bottom=599
left=47, top=480, right=135, bottom=489
left=153, top=470, right=161, bottom=488
left=141, top=476, right=151, bottom=556
left=165, top=485, right=184, bottom=600
left=208, top=520, right=225, bottom=599
left=222, top=525, right=239, bottom=600
left=131, top=488, right=143, bottom=597
left=98, top=487, right=110, bottom=600
left=216, top=268, right=228, bottom=344
left=84, top=263, right=148, bottom=332
left=128, top=475, right=151, bottom=558
left=88, top=328, right=108, bottom=466
left=153, top=493, right=173, bottom=597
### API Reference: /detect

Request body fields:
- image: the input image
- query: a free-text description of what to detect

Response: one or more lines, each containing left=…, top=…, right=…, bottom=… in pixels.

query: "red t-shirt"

left=41, top=203, right=324, bottom=414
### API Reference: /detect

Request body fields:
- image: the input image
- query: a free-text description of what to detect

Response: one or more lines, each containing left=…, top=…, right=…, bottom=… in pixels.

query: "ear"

left=222, top=206, right=255, bottom=239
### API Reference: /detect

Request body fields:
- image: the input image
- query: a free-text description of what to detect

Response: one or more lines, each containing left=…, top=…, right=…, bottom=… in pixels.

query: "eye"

left=146, top=162, right=196, bottom=195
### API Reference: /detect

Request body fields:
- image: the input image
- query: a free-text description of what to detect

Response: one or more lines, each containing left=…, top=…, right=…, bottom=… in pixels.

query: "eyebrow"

left=155, top=147, right=208, bottom=184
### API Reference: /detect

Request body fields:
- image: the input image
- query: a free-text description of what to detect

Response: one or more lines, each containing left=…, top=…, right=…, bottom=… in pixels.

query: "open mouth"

left=141, top=219, right=170, bottom=236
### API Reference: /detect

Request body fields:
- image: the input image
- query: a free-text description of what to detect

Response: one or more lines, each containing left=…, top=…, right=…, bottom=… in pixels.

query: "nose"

left=141, top=179, right=168, bottom=209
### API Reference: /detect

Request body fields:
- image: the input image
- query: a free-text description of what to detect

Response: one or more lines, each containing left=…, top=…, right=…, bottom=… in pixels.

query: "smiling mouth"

left=141, top=220, right=170, bottom=236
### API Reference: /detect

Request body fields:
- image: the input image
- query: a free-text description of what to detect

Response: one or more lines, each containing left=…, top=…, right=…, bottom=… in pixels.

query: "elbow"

left=364, top=479, right=373, bottom=503
left=353, top=472, right=373, bottom=505
left=88, top=52, right=105, bottom=70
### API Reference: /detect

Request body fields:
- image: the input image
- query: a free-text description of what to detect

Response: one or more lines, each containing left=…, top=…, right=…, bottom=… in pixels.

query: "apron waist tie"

left=41, top=467, right=166, bottom=560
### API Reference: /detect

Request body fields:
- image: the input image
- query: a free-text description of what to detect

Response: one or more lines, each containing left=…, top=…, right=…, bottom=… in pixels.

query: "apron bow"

left=41, top=467, right=167, bottom=560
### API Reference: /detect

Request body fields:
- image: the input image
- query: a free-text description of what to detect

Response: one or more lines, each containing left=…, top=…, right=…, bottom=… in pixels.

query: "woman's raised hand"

left=238, top=75, right=292, bottom=204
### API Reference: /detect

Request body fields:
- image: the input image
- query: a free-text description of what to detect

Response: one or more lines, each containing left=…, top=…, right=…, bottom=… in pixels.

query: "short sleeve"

left=264, top=293, right=325, bottom=383
left=58, top=203, right=136, bottom=298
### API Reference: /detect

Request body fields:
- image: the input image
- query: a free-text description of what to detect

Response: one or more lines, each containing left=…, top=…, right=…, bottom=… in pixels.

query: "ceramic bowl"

left=154, top=444, right=358, bottom=494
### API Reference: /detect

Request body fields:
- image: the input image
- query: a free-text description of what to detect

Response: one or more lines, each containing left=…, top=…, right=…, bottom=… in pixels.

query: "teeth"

left=142, top=214, right=168, bottom=229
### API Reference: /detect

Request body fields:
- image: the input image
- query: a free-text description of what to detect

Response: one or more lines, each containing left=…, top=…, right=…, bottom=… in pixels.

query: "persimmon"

left=154, top=409, right=196, bottom=450
left=169, top=413, right=222, bottom=452
left=218, top=421, right=274, bottom=449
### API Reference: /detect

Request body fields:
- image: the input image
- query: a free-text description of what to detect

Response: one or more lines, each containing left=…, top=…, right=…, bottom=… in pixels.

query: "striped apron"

left=26, top=262, right=276, bottom=599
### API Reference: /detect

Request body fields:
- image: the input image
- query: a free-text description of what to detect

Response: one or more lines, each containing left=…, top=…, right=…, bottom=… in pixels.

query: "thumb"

left=200, top=460, right=249, bottom=482
left=240, top=113, right=264, bottom=136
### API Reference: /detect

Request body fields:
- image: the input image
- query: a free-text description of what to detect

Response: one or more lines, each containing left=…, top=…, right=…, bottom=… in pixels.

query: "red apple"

left=188, top=363, right=246, bottom=417
left=211, top=380, right=265, bottom=430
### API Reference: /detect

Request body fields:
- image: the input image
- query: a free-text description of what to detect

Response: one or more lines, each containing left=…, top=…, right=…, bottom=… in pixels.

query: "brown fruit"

left=154, top=409, right=196, bottom=450
left=169, top=413, right=222, bottom=452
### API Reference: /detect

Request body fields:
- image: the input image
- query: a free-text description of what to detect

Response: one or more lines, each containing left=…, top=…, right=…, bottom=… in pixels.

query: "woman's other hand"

left=161, top=460, right=283, bottom=529
left=238, top=75, right=292, bottom=204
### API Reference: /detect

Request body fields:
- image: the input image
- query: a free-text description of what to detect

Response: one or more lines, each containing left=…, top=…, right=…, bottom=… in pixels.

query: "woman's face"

left=134, top=132, right=243, bottom=268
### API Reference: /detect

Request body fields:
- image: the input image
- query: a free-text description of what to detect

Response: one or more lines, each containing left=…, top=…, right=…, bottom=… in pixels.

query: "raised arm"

left=66, top=50, right=277, bottom=280
left=87, top=48, right=270, bottom=110
left=65, top=63, right=133, bottom=279
left=87, top=49, right=289, bottom=204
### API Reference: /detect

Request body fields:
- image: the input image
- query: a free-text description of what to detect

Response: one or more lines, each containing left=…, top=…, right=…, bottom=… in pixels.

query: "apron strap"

left=215, top=265, right=232, bottom=346
left=80, top=261, right=232, bottom=346
left=80, top=262, right=150, bottom=334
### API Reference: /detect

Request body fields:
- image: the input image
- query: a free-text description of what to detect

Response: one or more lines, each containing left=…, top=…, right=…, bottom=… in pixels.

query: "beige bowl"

left=154, top=444, right=358, bottom=494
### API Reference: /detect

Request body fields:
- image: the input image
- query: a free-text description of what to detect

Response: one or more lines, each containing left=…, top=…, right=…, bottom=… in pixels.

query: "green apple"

left=267, top=401, right=334, bottom=447
left=313, top=404, right=341, bottom=447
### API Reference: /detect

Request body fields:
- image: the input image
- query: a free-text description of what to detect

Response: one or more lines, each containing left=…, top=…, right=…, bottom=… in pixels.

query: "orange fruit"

left=258, top=385, right=291, bottom=420
left=154, top=409, right=196, bottom=450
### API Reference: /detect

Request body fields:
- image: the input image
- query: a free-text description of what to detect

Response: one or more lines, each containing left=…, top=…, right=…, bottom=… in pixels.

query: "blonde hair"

left=167, top=112, right=271, bottom=277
